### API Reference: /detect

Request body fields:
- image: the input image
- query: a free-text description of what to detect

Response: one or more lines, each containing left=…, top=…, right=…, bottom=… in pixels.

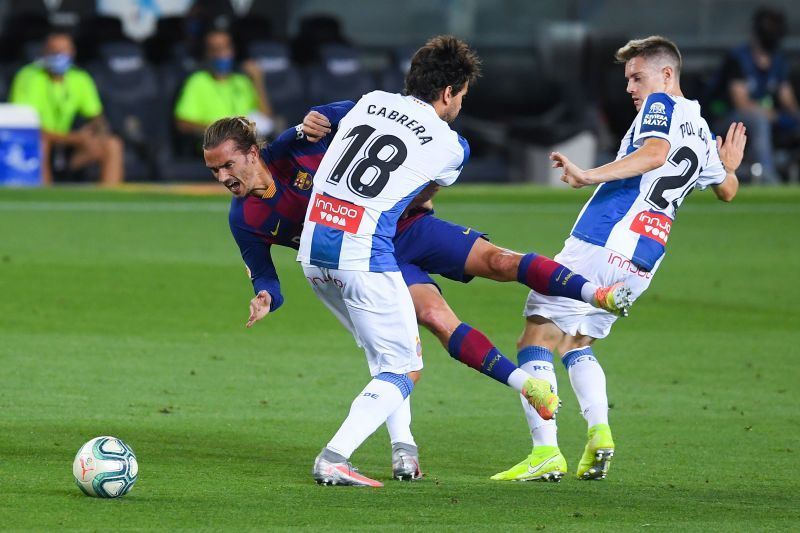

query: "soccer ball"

left=73, top=436, right=138, bottom=498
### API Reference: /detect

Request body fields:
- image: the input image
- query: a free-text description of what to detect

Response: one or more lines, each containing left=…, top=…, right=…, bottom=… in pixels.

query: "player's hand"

left=246, top=290, right=272, bottom=328
left=551, top=151, right=592, bottom=188
left=302, top=111, right=331, bottom=142
left=718, top=121, right=747, bottom=173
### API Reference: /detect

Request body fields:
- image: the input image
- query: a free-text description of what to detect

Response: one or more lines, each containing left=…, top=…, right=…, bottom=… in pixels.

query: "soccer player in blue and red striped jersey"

left=203, top=111, right=631, bottom=481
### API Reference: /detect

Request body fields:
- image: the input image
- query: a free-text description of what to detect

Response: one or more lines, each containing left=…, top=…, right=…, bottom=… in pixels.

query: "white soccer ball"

left=73, top=436, right=138, bottom=498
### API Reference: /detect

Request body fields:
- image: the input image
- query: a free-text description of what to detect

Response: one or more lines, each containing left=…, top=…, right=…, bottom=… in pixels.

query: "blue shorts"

left=393, top=212, right=486, bottom=289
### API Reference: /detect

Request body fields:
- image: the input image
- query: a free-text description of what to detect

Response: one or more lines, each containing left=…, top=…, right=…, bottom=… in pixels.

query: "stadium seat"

left=289, top=15, right=350, bottom=66
left=76, top=15, right=126, bottom=64
left=306, top=44, right=376, bottom=107
left=247, top=40, right=307, bottom=124
left=87, top=40, right=161, bottom=181
left=231, top=15, right=274, bottom=59
left=0, top=67, right=7, bottom=102
left=0, top=11, right=50, bottom=64
left=150, top=58, right=212, bottom=182
left=379, top=46, right=415, bottom=93
left=144, top=16, right=194, bottom=66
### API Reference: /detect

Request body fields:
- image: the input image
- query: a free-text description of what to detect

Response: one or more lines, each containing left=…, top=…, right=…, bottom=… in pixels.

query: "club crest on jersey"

left=294, top=171, right=313, bottom=190
left=630, top=211, right=672, bottom=246
left=309, top=193, right=364, bottom=234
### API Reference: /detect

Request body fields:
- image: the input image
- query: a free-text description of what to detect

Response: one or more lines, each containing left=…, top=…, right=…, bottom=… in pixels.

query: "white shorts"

left=523, top=236, right=660, bottom=339
left=302, top=265, right=423, bottom=376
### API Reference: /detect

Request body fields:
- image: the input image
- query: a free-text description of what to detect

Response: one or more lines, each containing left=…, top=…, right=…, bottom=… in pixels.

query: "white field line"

left=0, top=200, right=797, bottom=214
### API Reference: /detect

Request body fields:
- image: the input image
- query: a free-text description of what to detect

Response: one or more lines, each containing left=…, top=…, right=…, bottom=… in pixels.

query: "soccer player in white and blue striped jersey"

left=492, top=36, right=747, bottom=482
left=297, top=37, right=560, bottom=487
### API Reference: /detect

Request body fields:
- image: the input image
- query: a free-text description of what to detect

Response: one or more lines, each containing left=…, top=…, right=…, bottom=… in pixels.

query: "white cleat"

left=312, top=449, right=383, bottom=487
left=391, top=443, right=422, bottom=481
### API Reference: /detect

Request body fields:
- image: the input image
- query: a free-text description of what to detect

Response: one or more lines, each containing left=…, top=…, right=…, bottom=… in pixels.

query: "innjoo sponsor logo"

left=630, top=211, right=672, bottom=245
left=309, top=194, right=365, bottom=234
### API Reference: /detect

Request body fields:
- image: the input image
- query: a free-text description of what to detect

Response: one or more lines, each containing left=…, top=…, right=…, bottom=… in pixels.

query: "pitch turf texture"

left=1, top=186, right=798, bottom=531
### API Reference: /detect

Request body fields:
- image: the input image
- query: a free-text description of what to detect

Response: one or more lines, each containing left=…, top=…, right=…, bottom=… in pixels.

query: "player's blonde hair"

left=615, top=36, right=682, bottom=74
left=203, top=116, right=261, bottom=154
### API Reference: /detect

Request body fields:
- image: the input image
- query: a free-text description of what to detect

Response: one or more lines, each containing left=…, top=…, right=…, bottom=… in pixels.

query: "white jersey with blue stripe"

left=297, top=90, right=469, bottom=271
left=570, top=93, right=726, bottom=271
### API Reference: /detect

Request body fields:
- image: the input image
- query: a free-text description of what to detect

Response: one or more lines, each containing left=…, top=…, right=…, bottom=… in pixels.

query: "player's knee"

left=486, top=250, right=518, bottom=281
left=407, top=370, right=422, bottom=384
left=559, top=335, right=593, bottom=355
left=517, top=323, right=560, bottom=352
left=416, top=304, right=450, bottom=338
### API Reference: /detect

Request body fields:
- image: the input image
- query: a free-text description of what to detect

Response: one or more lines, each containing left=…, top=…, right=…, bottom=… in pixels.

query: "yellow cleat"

left=593, top=282, right=633, bottom=317
left=576, top=423, right=615, bottom=480
left=491, top=446, right=567, bottom=482
left=521, top=378, right=559, bottom=420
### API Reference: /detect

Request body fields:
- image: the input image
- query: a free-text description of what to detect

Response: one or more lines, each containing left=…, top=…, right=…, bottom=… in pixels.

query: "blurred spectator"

left=713, top=6, right=800, bottom=183
left=9, top=31, right=124, bottom=185
left=174, top=29, right=274, bottom=151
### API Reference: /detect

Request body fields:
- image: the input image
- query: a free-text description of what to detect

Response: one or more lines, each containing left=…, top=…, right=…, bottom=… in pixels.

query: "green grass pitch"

left=0, top=185, right=798, bottom=531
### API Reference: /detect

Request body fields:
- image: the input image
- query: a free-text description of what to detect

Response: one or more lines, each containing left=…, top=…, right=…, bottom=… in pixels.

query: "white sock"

left=326, top=376, right=410, bottom=458
left=517, top=346, right=559, bottom=448
left=506, top=368, right=530, bottom=393
left=385, top=397, right=416, bottom=446
left=580, top=282, right=600, bottom=304
left=564, top=347, right=608, bottom=428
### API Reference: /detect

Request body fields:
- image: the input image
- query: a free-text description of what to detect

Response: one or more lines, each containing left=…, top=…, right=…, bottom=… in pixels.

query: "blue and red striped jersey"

left=228, top=101, right=354, bottom=311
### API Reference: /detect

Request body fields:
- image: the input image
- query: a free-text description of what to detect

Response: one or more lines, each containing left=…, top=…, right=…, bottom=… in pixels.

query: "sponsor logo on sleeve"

left=309, top=193, right=365, bottom=234
left=630, top=210, right=672, bottom=246
left=642, top=101, right=669, bottom=129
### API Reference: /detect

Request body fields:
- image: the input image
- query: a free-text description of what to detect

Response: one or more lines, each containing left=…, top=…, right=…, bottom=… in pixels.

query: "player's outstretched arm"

left=713, top=122, right=746, bottom=202
left=246, top=290, right=272, bottom=328
left=552, top=137, right=670, bottom=188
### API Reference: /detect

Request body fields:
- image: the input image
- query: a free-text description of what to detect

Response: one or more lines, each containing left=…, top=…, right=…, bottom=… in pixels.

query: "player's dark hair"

left=203, top=116, right=259, bottom=154
left=404, top=35, right=481, bottom=103
left=615, top=36, right=682, bottom=74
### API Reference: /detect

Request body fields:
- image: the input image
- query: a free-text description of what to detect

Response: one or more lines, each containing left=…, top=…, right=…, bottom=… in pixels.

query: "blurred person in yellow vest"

left=9, top=31, right=124, bottom=185
left=174, top=29, right=274, bottom=153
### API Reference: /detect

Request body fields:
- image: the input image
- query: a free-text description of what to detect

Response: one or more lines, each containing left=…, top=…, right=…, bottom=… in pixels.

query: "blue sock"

left=448, top=322, right=518, bottom=385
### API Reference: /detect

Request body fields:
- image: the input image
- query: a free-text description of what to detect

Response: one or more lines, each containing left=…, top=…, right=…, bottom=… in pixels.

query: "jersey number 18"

left=325, top=124, right=408, bottom=199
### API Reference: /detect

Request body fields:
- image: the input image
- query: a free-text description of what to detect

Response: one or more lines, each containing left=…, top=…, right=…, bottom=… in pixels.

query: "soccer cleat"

left=490, top=446, right=567, bottom=482
left=521, top=377, right=560, bottom=420
left=576, top=423, right=615, bottom=480
left=593, top=282, right=633, bottom=317
left=312, top=449, right=383, bottom=487
left=391, top=443, right=422, bottom=481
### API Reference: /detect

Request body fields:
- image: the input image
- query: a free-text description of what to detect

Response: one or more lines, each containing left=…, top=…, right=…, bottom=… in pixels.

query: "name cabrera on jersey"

left=297, top=90, right=469, bottom=272
left=571, top=92, right=726, bottom=271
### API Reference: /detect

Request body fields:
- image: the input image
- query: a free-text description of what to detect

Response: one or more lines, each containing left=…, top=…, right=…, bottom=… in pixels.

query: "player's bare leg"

left=463, top=239, right=632, bottom=316
left=386, top=284, right=558, bottom=481
left=409, top=283, right=557, bottom=418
